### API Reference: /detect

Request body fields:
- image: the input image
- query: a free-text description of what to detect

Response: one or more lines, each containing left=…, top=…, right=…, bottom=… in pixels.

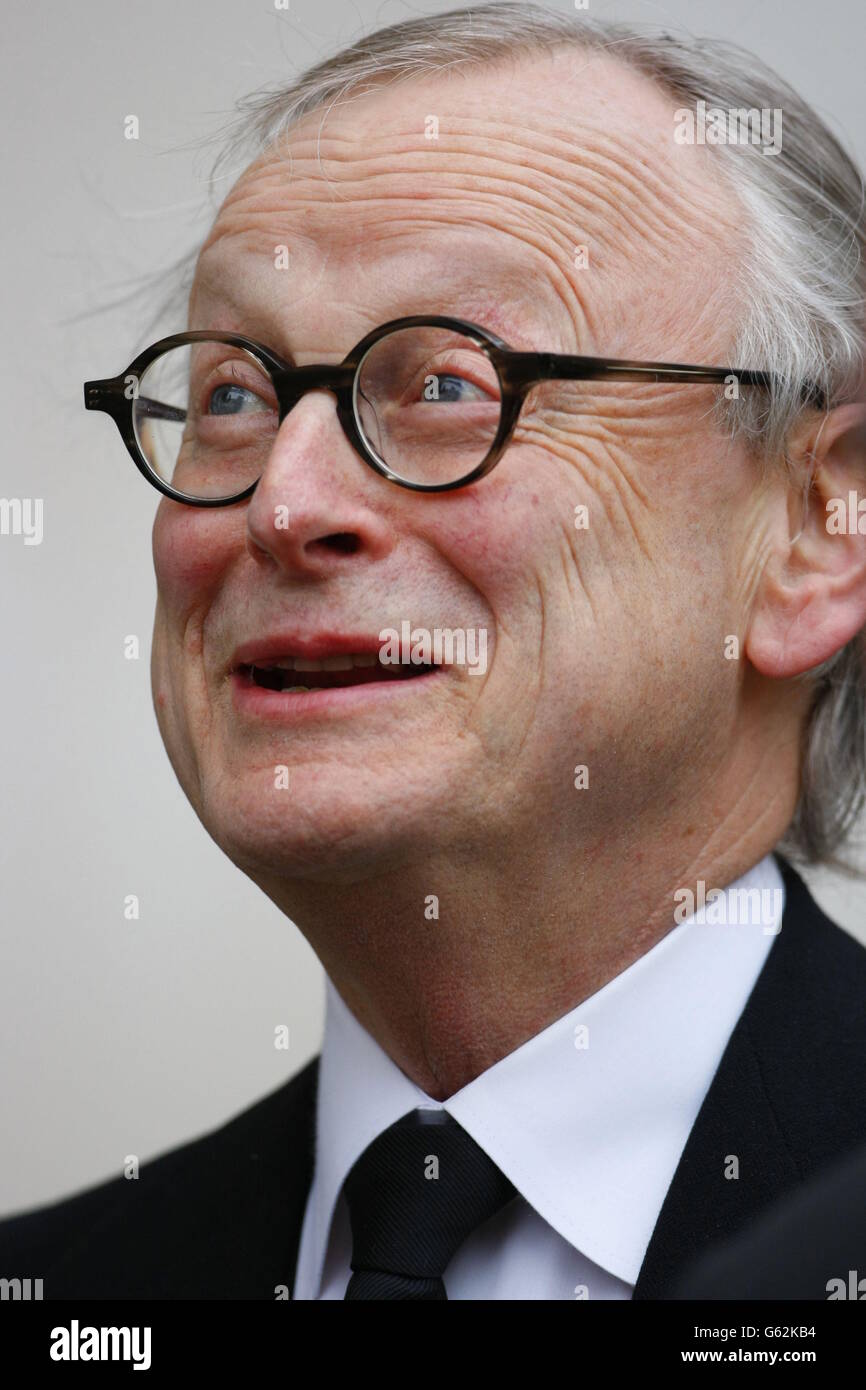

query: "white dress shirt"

left=293, top=854, right=784, bottom=1300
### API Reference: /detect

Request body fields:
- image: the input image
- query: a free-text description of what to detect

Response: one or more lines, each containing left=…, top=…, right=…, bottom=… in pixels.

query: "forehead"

left=190, top=47, right=741, bottom=355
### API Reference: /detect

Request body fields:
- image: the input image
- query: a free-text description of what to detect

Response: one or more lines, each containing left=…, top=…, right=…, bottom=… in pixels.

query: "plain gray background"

left=2, top=0, right=864, bottom=1215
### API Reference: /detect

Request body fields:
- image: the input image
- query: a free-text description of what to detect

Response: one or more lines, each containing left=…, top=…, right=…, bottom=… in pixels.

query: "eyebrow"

left=189, top=254, right=558, bottom=355
left=189, top=296, right=552, bottom=360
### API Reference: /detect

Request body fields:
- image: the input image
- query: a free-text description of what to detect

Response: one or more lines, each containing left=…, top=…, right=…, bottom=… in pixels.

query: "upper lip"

left=229, top=632, right=390, bottom=673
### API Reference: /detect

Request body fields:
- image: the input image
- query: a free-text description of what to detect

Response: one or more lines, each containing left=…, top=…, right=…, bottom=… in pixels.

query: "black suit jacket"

left=2, top=857, right=865, bottom=1299
left=672, top=1138, right=866, bottom=1299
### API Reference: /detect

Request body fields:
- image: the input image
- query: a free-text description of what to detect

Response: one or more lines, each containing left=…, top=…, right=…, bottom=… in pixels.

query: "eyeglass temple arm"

left=501, top=353, right=825, bottom=406
left=84, top=380, right=186, bottom=423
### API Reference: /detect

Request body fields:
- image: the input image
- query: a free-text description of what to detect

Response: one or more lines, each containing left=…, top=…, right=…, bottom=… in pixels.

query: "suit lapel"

left=631, top=1000, right=797, bottom=1298
left=633, top=857, right=866, bottom=1298
left=44, top=1055, right=320, bottom=1299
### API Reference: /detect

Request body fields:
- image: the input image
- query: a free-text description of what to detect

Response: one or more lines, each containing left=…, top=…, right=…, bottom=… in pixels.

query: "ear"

left=746, top=402, right=866, bottom=679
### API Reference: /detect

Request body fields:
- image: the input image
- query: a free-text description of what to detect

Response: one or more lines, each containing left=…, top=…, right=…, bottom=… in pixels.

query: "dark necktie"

left=343, top=1108, right=517, bottom=1299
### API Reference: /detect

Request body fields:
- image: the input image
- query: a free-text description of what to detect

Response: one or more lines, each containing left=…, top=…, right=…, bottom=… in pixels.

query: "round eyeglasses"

left=84, top=314, right=820, bottom=506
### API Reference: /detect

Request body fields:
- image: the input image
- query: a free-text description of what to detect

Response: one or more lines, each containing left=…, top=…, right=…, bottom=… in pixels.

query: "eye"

left=421, top=372, right=490, bottom=404
left=208, top=382, right=266, bottom=415
left=195, top=358, right=276, bottom=417
left=404, top=353, right=500, bottom=407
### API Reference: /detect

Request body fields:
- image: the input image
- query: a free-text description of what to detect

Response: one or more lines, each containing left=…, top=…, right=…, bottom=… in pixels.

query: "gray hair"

left=184, top=2, right=866, bottom=866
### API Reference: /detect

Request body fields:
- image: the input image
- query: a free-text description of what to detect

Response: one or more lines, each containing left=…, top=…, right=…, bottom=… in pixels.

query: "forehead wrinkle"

left=197, top=165, right=608, bottom=352
left=190, top=226, right=585, bottom=357
left=221, top=114, right=724, bottom=257
left=272, top=51, right=739, bottom=248
left=198, top=61, right=742, bottom=363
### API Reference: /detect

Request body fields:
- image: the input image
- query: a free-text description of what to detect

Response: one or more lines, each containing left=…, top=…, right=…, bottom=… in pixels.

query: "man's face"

left=151, top=49, right=767, bottom=885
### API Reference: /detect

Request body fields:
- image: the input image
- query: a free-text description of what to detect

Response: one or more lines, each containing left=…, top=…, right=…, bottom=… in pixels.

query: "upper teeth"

left=255, top=653, right=379, bottom=672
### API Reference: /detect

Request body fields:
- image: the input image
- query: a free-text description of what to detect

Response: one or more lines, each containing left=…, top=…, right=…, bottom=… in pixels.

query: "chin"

left=198, top=766, right=449, bottom=886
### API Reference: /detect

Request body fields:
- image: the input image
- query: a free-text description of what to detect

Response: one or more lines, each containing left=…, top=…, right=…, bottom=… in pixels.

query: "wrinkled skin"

left=150, top=48, right=866, bottom=1097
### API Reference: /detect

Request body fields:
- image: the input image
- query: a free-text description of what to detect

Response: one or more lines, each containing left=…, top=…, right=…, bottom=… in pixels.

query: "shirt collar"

left=296, top=853, right=783, bottom=1294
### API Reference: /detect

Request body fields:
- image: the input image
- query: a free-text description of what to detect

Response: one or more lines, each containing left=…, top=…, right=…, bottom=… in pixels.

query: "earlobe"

left=745, top=402, right=866, bottom=680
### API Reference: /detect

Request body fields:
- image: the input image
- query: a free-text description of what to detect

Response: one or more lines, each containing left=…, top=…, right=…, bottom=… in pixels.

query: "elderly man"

left=3, top=3, right=866, bottom=1301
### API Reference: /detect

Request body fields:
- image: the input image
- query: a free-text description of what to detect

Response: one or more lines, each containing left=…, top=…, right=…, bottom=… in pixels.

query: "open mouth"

left=234, top=653, right=438, bottom=693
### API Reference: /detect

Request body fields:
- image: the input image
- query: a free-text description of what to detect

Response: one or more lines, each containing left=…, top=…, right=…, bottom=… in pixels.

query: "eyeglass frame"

left=83, top=313, right=825, bottom=506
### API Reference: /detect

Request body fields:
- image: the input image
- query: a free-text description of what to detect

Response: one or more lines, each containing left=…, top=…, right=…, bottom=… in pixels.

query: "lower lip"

left=229, top=668, right=443, bottom=721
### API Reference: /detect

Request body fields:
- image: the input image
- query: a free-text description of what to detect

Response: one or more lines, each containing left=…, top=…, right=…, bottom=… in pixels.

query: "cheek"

left=428, top=475, right=553, bottom=595
left=151, top=504, right=240, bottom=613
left=150, top=512, right=237, bottom=781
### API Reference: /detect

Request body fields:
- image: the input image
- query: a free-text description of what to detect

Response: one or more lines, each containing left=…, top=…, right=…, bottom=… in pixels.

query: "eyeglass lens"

left=131, top=326, right=503, bottom=499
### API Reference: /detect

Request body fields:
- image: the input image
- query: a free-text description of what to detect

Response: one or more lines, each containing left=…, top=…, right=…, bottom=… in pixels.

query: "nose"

left=244, top=389, right=395, bottom=578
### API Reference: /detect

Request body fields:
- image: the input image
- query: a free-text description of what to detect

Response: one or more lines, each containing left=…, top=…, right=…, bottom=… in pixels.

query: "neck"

left=252, top=761, right=795, bottom=1100
left=251, top=667, right=805, bottom=1100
